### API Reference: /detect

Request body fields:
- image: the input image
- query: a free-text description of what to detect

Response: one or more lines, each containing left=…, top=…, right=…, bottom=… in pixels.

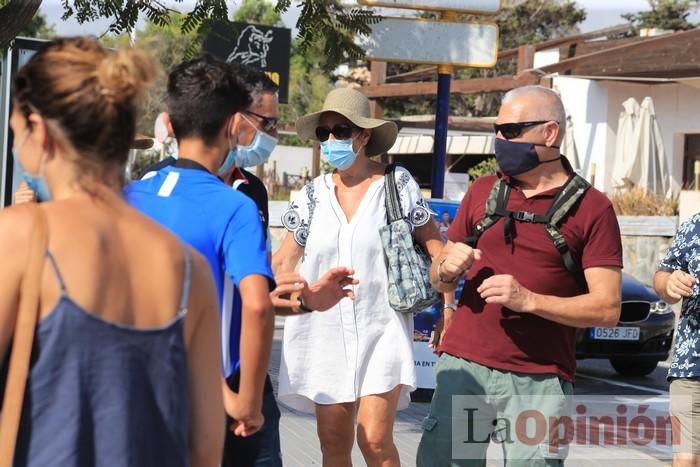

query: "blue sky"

left=38, top=0, right=693, bottom=36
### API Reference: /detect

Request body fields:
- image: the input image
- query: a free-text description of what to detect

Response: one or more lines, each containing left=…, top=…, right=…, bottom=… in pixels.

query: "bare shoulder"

left=0, top=204, right=39, bottom=255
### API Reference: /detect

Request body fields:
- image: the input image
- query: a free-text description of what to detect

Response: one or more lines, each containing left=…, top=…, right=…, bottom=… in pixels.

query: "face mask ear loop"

left=227, top=115, right=239, bottom=153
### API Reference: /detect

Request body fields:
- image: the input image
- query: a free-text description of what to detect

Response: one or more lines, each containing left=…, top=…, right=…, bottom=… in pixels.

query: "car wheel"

left=609, top=357, right=658, bottom=377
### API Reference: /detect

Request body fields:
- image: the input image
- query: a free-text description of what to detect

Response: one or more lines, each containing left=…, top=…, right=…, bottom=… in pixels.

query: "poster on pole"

left=358, top=0, right=501, bottom=14
left=362, top=17, right=498, bottom=68
left=203, top=21, right=291, bottom=103
left=413, top=199, right=462, bottom=389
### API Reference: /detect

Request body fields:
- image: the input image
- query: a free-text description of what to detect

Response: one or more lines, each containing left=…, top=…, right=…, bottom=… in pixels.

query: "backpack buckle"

left=513, top=211, right=536, bottom=223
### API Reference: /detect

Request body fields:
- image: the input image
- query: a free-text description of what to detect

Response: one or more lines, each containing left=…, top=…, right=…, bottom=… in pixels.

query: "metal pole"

left=431, top=67, right=451, bottom=199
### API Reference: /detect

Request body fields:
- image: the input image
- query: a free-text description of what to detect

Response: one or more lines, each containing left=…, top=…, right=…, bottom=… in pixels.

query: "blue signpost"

left=431, top=70, right=452, bottom=199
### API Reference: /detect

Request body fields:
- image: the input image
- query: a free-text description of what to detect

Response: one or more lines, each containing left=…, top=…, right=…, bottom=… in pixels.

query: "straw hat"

left=295, top=87, right=398, bottom=157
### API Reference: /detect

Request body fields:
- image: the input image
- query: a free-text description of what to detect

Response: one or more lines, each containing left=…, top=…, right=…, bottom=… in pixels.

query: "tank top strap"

left=177, top=247, right=192, bottom=317
left=45, top=250, right=67, bottom=294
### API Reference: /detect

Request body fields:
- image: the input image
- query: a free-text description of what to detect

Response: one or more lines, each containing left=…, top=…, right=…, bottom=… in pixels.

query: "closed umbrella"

left=562, top=114, right=580, bottom=172
left=631, top=97, right=670, bottom=195
left=611, top=97, right=640, bottom=188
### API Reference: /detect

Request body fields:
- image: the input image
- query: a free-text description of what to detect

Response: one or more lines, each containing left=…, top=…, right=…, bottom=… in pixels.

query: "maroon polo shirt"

left=441, top=167, right=622, bottom=382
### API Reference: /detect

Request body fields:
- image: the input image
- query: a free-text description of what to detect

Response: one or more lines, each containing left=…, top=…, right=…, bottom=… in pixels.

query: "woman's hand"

left=14, top=181, right=36, bottom=205
left=270, top=268, right=358, bottom=313
left=303, top=267, right=358, bottom=311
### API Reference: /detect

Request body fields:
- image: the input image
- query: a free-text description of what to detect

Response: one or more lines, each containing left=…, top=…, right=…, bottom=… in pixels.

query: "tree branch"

left=0, top=0, right=42, bottom=50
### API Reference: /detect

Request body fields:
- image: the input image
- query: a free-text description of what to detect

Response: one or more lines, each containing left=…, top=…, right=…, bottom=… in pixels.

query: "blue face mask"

left=320, top=138, right=357, bottom=171
left=13, top=131, right=52, bottom=201
left=494, top=138, right=560, bottom=177
left=218, top=116, right=237, bottom=175
left=235, top=129, right=278, bottom=168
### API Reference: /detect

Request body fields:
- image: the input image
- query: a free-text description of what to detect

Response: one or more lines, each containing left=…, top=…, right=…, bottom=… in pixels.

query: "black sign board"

left=203, top=22, right=291, bottom=103
left=1, top=37, right=47, bottom=207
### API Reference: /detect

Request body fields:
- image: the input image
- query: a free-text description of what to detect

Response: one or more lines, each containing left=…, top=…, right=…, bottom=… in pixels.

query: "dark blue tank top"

left=12, top=250, right=192, bottom=467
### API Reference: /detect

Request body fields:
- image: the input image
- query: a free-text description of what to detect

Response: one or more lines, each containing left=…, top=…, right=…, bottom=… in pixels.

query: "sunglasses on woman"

left=315, top=123, right=357, bottom=142
left=245, top=111, right=279, bottom=132
left=493, top=120, right=551, bottom=140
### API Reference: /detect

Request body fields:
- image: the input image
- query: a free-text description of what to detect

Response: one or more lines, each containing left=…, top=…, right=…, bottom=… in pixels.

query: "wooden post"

left=369, top=61, right=386, bottom=120
left=694, top=160, right=700, bottom=190
left=311, top=140, right=321, bottom=178
left=517, top=45, right=535, bottom=75
left=369, top=61, right=388, bottom=163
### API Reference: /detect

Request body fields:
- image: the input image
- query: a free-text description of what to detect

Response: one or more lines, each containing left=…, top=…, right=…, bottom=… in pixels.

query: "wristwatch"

left=443, top=303, right=457, bottom=311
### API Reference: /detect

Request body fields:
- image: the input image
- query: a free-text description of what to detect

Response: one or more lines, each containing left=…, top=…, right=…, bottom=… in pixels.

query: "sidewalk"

left=270, top=322, right=671, bottom=467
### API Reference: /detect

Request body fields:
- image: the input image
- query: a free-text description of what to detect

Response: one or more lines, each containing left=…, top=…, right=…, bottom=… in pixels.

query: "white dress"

left=278, top=167, right=432, bottom=413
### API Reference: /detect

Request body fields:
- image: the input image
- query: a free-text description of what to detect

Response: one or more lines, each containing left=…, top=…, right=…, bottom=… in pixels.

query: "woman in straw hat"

left=272, top=87, right=445, bottom=466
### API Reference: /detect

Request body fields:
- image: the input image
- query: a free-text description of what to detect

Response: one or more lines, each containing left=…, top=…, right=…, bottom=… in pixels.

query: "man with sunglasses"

left=218, top=63, right=283, bottom=467
left=220, top=63, right=280, bottom=258
left=417, top=85, right=623, bottom=466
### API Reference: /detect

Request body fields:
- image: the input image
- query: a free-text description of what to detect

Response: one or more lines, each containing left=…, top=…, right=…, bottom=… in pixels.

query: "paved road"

left=272, top=324, right=674, bottom=467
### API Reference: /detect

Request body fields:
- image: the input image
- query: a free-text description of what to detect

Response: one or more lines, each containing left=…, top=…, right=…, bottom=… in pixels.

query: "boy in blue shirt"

left=125, top=56, right=274, bottom=437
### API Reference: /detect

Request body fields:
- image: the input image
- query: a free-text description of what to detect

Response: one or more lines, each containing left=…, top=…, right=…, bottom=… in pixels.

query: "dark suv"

left=575, top=272, right=675, bottom=376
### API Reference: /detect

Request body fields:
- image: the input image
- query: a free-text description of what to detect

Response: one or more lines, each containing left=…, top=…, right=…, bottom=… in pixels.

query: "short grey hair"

left=502, top=85, right=566, bottom=144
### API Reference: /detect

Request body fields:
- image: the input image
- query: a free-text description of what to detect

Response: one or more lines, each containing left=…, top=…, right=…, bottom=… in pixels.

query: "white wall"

left=553, top=76, right=611, bottom=191
left=602, top=80, right=700, bottom=192
left=257, top=145, right=313, bottom=183
left=555, top=76, right=700, bottom=193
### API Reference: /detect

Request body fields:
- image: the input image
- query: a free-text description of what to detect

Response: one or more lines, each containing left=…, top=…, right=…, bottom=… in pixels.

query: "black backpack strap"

left=465, top=179, right=506, bottom=247
left=543, top=174, right=591, bottom=292
left=384, top=163, right=403, bottom=224
left=465, top=174, right=591, bottom=292
left=544, top=224, right=588, bottom=292
left=544, top=174, right=591, bottom=226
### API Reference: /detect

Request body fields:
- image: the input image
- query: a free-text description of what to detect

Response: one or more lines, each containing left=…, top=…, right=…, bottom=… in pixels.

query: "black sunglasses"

left=245, top=110, right=279, bottom=132
left=493, top=120, right=550, bottom=140
left=315, top=123, right=356, bottom=142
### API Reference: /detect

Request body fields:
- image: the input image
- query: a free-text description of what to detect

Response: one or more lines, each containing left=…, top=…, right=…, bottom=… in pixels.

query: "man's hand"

left=223, top=385, right=264, bottom=438
left=14, top=181, right=36, bottom=205
left=303, top=267, right=358, bottom=311
left=439, top=244, right=482, bottom=282
left=666, top=269, right=696, bottom=301
left=477, top=274, right=535, bottom=313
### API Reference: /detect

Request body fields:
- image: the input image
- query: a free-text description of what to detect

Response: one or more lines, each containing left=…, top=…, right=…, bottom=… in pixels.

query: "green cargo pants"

left=416, top=353, right=574, bottom=467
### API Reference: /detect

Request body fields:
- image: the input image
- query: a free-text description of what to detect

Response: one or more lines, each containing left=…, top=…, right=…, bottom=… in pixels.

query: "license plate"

left=590, top=326, right=640, bottom=341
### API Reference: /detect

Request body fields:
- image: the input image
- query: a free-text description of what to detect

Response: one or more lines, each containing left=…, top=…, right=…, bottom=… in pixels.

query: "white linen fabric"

left=278, top=166, right=431, bottom=413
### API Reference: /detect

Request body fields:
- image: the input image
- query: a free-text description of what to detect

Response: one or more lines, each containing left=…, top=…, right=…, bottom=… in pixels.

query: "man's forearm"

left=238, top=302, right=274, bottom=407
left=653, top=270, right=680, bottom=304
left=529, top=292, right=620, bottom=328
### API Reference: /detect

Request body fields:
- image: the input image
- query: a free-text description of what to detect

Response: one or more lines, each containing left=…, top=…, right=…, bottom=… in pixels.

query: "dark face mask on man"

left=494, top=139, right=561, bottom=177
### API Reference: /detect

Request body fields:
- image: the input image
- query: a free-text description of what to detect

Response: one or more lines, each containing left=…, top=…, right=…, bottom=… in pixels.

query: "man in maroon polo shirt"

left=416, top=85, right=622, bottom=466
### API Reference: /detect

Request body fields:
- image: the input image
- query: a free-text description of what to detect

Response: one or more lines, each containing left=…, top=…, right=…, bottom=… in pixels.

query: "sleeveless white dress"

left=278, top=167, right=432, bottom=413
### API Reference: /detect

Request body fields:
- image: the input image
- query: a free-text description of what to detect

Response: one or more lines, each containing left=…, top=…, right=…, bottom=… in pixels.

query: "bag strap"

left=465, top=179, right=507, bottom=247
left=384, top=163, right=403, bottom=223
left=542, top=174, right=591, bottom=292
left=544, top=174, right=590, bottom=226
left=0, top=206, right=49, bottom=466
left=465, top=175, right=590, bottom=291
